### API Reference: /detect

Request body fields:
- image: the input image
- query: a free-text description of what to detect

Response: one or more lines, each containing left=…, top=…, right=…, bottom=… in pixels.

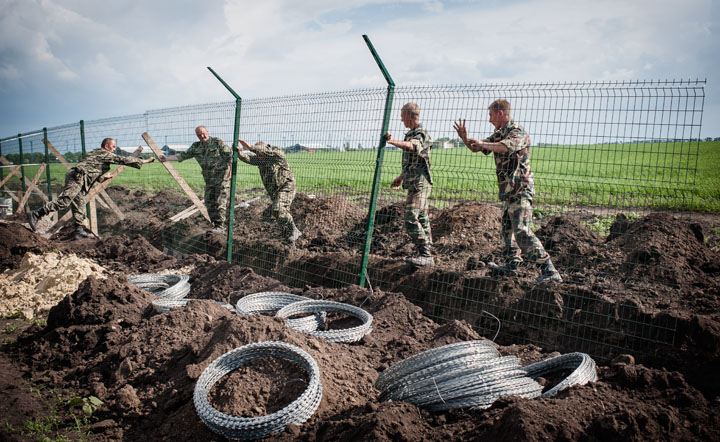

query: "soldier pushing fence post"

left=235, top=139, right=302, bottom=244
left=26, top=138, right=154, bottom=240
left=385, top=102, right=434, bottom=267
left=453, top=99, right=562, bottom=284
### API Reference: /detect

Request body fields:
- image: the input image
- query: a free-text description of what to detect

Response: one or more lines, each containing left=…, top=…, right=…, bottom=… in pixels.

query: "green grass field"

left=4, top=141, right=719, bottom=212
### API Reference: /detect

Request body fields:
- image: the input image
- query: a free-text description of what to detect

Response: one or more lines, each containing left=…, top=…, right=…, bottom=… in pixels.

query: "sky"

left=0, top=0, right=718, bottom=139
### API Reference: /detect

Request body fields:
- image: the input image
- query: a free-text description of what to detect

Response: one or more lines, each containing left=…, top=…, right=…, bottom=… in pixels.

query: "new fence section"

left=0, top=79, right=709, bottom=363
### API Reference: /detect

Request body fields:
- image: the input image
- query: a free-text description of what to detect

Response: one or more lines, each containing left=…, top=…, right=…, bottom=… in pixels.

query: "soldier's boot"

left=26, top=207, right=47, bottom=231
left=207, top=225, right=227, bottom=235
left=73, top=225, right=95, bottom=240
left=407, top=244, right=434, bottom=267
left=487, top=260, right=519, bottom=277
left=532, top=259, right=562, bottom=284
left=286, top=222, right=302, bottom=243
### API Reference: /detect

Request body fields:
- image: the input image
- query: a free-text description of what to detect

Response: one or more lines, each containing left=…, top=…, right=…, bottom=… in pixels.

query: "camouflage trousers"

left=205, top=180, right=231, bottom=228
left=404, top=174, right=432, bottom=248
left=42, top=169, right=88, bottom=225
left=268, top=187, right=296, bottom=236
left=501, top=198, right=549, bottom=265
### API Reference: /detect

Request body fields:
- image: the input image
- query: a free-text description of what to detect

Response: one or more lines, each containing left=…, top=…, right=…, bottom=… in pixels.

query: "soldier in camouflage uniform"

left=160, top=126, right=232, bottom=233
left=26, top=138, right=154, bottom=239
left=386, top=103, right=434, bottom=267
left=236, top=139, right=301, bottom=243
left=453, top=99, right=562, bottom=283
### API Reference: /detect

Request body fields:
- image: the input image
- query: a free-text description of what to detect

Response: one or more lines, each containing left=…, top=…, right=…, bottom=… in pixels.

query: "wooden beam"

left=169, top=196, right=261, bottom=223
left=16, top=163, right=47, bottom=213
left=142, top=132, right=210, bottom=222
left=44, top=138, right=123, bottom=219
left=89, top=198, right=98, bottom=236
left=50, top=146, right=144, bottom=229
left=0, top=164, right=22, bottom=189
left=0, top=155, right=49, bottom=202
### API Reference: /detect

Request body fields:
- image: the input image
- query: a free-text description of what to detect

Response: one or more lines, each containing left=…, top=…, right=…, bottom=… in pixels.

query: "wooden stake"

left=142, top=132, right=210, bottom=222
left=16, top=163, right=47, bottom=213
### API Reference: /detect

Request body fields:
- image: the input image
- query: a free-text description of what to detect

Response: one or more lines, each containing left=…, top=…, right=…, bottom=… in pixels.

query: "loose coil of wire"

left=236, top=292, right=325, bottom=332
left=128, top=274, right=190, bottom=300
left=375, top=340, right=499, bottom=393
left=376, top=341, right=542, bottom=410
left=194, top=341, right=322, bottom=440
left=276, top=300, right=372, bottom=343
left=522, top=352, right=598, bottom=397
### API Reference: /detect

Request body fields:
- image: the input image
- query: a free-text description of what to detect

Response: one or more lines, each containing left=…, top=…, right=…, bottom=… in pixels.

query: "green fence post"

left=0, top=140, right=3, bottom=182
left=18, top=134, right=26, bottom=195
left=207, top=66, right=242, bottom=262
left=358, top=35, right=395, bottom=287
left=43, top=128, right=52, bottom=201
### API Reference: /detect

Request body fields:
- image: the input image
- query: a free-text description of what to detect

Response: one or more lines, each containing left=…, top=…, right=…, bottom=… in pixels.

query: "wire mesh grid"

left=0, top=79, right=711, bottom=362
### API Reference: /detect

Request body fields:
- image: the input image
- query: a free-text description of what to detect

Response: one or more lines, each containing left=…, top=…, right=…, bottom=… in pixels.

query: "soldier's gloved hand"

left=158, top=155, right=168, bottom=163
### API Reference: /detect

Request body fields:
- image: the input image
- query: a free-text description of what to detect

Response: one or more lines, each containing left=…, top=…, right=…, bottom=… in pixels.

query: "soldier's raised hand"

left=453, top=119, right=468, bottom=142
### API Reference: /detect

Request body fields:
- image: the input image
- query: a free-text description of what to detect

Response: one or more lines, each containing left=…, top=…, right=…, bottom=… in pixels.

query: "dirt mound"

left=5, top=264, right=718, bottom=442
left=61, top=234, right=178, bottom=274
left=0, top=221, right=51, bottom=271
left=0, top=251, right=106, bottom=319
left=610, top=212, right=720, bottom=286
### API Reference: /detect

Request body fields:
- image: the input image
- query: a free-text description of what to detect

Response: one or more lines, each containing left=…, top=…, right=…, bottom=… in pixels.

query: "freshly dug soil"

left=1, top=186, right=719, bottom=441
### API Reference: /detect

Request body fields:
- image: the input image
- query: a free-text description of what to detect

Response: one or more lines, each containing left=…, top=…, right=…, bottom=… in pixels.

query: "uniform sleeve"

left=406, top=130, right=428, bottom=153
left=238, top=152, right=262, bottom=166
left=177, top=143, right=198, bottom=162
left=248, top=143, right=284, bottom=160
left=499, top=128, right=529, bottom=154
left=105, top=151, right=144, bottom=169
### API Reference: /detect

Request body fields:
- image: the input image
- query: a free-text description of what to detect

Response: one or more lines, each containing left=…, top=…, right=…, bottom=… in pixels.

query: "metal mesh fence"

left=0, top=79, right=712, bottom=363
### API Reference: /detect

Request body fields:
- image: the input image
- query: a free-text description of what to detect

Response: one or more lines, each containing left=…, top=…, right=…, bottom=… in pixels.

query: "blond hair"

left=401, top=102, right=420, bottom=119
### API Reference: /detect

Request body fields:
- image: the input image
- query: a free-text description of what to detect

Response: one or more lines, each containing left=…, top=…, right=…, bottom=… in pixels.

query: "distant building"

left=163, top=145, right=190, bottom=155
left=289, top=143, right=342, bottom=153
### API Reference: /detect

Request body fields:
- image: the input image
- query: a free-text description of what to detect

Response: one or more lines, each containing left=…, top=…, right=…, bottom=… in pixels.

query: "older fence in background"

left=0, top=78, right=712, bottom=363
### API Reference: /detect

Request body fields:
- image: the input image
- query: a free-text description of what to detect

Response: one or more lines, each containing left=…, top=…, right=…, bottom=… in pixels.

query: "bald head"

left=195, top=126, right=209, bottom=143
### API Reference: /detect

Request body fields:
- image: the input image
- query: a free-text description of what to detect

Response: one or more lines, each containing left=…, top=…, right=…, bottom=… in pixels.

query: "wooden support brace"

left=0, top=164, right=22, bottom=189
left=89, top=198, right=98, bottom=235
left=16, top=163, right=47, bottom=213
left=44, top=138, right=123, bottom=219
left=0, top=155, right=49, bottom=202
left=169, top=196, right=261, bottom=223
left=142, top=132, right=210, bottom=222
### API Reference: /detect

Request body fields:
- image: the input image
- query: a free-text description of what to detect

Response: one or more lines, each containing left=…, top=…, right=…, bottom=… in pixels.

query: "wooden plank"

left=16, top=163, right=47, bottom=213
left=50, top=146, right=144, bottom=229
left=170, top=196, right=261, bottom=223
left=89, top=198, right=98, bottom=235
left=142, top=132, right=210, bottom=222
left=0, top=155, right=49, bottom=202
left=0, top=164, right=22, bottom=189
left=45, top=138, right=123, bottom=219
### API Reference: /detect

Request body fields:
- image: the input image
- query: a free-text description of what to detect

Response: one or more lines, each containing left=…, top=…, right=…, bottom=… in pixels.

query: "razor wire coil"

left=276, top=300, right=372, bottom=343
left=375, top=340, right=499, bottom=392
left=236, top=291, right=326, bottom=332
left=522, top=352, right=598, bottom=397
left=376, top=341, right=546, bottom=411
left=128, top=274, right=190, bottom=300
left=194, top=341, right=322, bottom=440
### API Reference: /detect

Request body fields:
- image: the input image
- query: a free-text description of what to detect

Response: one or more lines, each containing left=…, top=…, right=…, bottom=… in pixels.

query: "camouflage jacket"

left=238, top=143, right=295, bottom=198
left=177, top=136, right=233, bottom=184
left=401, top=124, right=433, bottom=189
left=73, top=148, right=144, bottom=191
left=483, top=120, right=534, bottom=201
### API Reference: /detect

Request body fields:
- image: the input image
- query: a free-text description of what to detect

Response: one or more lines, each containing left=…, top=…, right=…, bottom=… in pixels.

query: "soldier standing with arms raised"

left=160, top=125, right=232, bottom=234
left=454, top=99, right=561, bottom=283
